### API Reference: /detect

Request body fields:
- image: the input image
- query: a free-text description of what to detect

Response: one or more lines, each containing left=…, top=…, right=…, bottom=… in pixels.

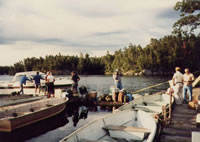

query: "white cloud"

left=0, top=0, right=180, bottom=66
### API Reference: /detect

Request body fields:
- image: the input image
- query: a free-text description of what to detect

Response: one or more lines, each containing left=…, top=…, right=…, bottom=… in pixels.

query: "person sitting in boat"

left=19, top=74, right=32, bottom=95
left=172, top=67, right=184, bottom=104
left=33, top=71, right=44, bottom=95
left=113, top=69, right=123, bottom=90
left=46, top=72, right=55, bottom=98
left=71, top=71, right=80, bottom=94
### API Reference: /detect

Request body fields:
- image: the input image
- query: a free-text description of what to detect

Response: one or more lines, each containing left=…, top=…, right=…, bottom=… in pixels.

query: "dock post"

left=169, top=93, right=172, bottom=124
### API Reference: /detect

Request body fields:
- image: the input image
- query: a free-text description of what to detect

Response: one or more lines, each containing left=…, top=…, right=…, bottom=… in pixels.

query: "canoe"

left=0, top=71, right=72, bottom=94
left=0, top=97, right=68, bottom=132
left=117, top=92, right=174, bottom=116
left=60, top=110, right=157, bottom=142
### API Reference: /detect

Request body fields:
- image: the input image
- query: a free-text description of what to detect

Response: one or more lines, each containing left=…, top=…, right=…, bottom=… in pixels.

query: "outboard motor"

left=79, top=86, right=89, bottom=104
left=65, top=89, right=73, bottom=99
left=79, top=86, right=88, bottom=95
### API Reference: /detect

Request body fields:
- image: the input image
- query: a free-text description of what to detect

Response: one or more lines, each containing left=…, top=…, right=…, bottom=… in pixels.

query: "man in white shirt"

left=183, top=68, right=194, bottom=103
left=47, top=72, right=55, bottom=98
left=172, top=67, right=184, bottom=104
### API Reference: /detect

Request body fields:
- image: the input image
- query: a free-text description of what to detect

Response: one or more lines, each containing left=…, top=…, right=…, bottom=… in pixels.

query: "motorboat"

left=0, top=71, right=72, bottom=94
left=60, top=110, right=157, bottom=142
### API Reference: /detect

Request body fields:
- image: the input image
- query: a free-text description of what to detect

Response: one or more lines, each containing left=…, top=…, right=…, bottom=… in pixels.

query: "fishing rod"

left=132, top=81, right=169, bottom=94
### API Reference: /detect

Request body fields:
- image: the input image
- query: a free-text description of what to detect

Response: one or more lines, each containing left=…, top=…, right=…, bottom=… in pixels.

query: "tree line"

left=0, top=34, right=199, bottom=75
left=0, top=0, right=199, bottom=75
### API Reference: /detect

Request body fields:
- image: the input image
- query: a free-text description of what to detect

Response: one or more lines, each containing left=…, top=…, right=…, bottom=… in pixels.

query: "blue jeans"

left=115, top=82, right=123, bottom=90
left=183, top=85, right=192, bottom=102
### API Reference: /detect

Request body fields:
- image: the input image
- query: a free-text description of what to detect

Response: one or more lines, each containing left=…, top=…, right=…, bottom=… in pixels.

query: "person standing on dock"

left=33, top=71, right=44, bottom=95
left=71, top=71, right=80, bottom=93
left=46, top=72, right=55, bottom=98
left=19, top=74, right=32, bottom=95
left=113, top=69, right=123, bottom=90
left=183, top=68, right=194, bottom=103
left=172, top=67, right=184, bottom=104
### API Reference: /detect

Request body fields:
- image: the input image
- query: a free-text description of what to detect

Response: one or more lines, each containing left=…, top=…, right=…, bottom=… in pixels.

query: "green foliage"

left=173, top=0, right=200, bottom=36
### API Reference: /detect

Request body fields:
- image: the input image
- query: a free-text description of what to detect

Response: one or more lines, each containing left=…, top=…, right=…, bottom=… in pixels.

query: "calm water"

left=0, top=75, right=170, bottom=142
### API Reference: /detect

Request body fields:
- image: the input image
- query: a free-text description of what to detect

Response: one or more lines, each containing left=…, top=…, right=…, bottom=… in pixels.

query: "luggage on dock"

left=118, top=91, right=124, bottom=102
left=88, top=91, right=97, bottom=101
left=188, top=101, right=198, bottom=110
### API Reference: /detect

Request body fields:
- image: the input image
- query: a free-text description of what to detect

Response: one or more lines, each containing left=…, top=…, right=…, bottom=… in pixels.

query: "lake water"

left=0, top=75, right=170, bottom=142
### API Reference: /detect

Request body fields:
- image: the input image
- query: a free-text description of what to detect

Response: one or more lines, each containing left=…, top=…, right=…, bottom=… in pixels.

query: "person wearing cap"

left=113, top=69, right=123, bottom=90
left=183, top=68, right=194, bottom=103
left=172, top=67, right=184, bottom=104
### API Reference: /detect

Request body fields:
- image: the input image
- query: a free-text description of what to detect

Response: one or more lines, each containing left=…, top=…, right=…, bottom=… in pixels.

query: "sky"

left=0, top=0, right=180, bottom=66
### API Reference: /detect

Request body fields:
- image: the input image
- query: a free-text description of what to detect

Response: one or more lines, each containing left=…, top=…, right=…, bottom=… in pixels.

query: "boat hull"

left=0, top=98, right=67, bottom=132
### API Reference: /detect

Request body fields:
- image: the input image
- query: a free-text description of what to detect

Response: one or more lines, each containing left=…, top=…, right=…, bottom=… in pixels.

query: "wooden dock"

left=160, top=87, right=200, bottom=142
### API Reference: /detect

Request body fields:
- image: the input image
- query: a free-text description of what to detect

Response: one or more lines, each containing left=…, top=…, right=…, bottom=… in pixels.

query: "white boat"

left=0, top=97, right=68, bottom=132
left=60, top=110, right=157, bottom=142
left=117, top=92, right=174, bottom=117
left=0, top=71, right=72, bottom=94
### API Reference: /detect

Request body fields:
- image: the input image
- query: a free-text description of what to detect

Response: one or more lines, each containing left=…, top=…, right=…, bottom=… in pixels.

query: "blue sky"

left=0, top=0, right=180, bottom=66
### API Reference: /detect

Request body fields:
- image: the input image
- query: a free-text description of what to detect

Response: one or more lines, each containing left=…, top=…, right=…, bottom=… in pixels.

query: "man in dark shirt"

left=71, top=71, right=80, bottom=93
left=33, top=72, right=43, bottom=95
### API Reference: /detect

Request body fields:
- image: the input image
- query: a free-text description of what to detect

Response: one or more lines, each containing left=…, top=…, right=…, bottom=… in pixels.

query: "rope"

left=132, top=81, right=169, bottom=94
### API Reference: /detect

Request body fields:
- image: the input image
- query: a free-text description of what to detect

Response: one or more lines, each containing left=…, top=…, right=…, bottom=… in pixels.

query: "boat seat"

left=103, top=125, right=151, bottom=133
left=46, top=104, right=57, bottom=107
left=13, top=112, right=32, bottom=116
left=103, top=125, right=151, bottom=141
left=79, top=139, right=105, bottom=142
left=30, top=107, right=42, bottom=112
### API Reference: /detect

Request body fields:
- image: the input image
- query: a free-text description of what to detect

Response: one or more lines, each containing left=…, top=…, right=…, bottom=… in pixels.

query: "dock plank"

left=160, top=87, right=200, bottom=142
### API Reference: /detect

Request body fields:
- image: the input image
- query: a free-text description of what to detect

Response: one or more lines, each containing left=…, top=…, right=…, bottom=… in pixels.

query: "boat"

left=117, top=92, right=174, bottom=117
left=60, top=110, right=157, bottom=142
left=0, top=97, right=68, bottom=132
left=0, top=71, right=73, bottom=94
